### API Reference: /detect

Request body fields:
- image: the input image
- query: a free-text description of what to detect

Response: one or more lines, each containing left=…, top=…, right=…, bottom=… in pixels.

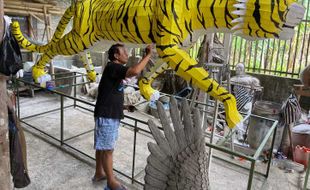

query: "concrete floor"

left=16, top=91, right=309, bottom=190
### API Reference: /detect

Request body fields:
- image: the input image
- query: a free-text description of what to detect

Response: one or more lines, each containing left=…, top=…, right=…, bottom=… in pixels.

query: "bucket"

left=292, top=123, right=310, bottom=148
left=46, top=81, right=56, bottom=90
left=247, top=101, right=284, bottom=150
left=294, top=145, right=310, bottom=168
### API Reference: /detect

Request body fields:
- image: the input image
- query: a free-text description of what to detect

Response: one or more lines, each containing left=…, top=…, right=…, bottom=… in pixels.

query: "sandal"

left=91, top=175, right=106, bottom=182
left=104, top=185, right=127, bottom=190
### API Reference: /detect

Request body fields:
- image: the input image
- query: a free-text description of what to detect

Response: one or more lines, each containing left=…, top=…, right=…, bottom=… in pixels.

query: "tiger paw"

left=138, top=79, right=160, bottom=101
left=87, top=70, right=97, bottom=82
left=226, top=110, right=243, bottom=129
left=231, top=0, right=305, bottom=40
left=223, top=96, right=243, bottom=129
left=279, top=3, right=305, bottom=39
left=32, top=66, right=51, bottom=85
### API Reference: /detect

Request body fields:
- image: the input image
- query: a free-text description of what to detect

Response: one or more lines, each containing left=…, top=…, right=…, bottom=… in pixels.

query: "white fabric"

left=124, top=87, right=141, bottom=105
left=3, top=15, right=12, bottom=39
left=16, top=69, right=24, bottom=78
left=150, top=90, right=160, bottom=101
left=292, top=124, right=310, bottom=135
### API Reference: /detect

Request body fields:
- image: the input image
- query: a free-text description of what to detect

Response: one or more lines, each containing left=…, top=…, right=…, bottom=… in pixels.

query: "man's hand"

left=145, top=44, right=153, bottom=56
left=126, top=44, right=153, bottom=78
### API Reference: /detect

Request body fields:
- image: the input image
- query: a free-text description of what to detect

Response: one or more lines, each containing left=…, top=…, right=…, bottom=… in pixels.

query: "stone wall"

left=247, top=73, right=310, bottom=110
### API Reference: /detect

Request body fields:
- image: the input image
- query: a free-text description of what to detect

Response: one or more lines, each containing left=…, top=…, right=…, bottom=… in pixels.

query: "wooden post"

left=0, top=76, right=10, bottom=190
left=43, top=5, right=54, bottom=78
left=0, top=0, right=3, bottom=42
left=0, top=0, right=11, bottom=188
left=43, top=6, right=51, bottom=40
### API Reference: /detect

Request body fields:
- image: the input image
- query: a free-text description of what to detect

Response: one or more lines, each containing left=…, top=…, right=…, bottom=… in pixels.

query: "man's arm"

left=126, top=45, right=152, bottom=78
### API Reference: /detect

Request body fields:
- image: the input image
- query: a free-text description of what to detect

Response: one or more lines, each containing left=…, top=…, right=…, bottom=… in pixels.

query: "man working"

left=93, top=44, right=152, bottom=190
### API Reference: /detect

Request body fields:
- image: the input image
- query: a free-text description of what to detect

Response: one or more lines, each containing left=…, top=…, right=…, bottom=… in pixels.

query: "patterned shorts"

left=94, top=117, right=120, bottom=150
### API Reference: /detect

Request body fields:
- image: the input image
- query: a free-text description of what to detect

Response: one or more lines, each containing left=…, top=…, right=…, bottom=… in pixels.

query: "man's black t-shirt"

left=94, top=62, right=129, bottom=119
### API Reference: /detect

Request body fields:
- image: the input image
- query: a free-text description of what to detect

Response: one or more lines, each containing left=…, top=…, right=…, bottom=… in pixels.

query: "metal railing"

left=15, top=73, right=279, bottom=189
left=305, top=155, right=310, bottom=190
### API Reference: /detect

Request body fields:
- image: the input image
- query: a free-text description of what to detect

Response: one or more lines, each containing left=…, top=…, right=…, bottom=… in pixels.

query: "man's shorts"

left=94, top=117, right=120, bottom=150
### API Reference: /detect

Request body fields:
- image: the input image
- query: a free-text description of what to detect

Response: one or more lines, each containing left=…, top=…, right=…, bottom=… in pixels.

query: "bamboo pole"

left=5, top=5, right=43, bottom=12
left=30, top=13, right=45, bottom=25
left=6, top=5, right=64, bottom=15
left=4, top=8, right=45, bottom=16
left=43, top=5, right=55, bottom=78
left=43, top=6, right=51, bottom=40
left=5, top=0, right=54, bottom=9
left=5, top=3, right=63, bottom=12
left=4, top=2, right=63, bottom=11
left=4, top=8, right=64, bottom=17
left=4, top=0, right=65, bottom=16
left=0, top=0, right=11, bottom=188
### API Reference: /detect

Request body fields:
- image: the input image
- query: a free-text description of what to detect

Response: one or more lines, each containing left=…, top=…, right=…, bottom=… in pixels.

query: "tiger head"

left=231, top=0, right=305, bottom=40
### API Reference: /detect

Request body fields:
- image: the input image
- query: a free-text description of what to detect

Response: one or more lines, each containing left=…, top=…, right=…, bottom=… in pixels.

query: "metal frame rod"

left=206, top=142, right=255, bottom=162
left=63, top=129, right=94, bottom=142
left=253, top=121, right=278, bottom=159
left=20, top=120, right=60, bottom=142
left=21, top=105, right=73, bottom=120
left=15, top=76, right=279, bottom=189
left=247, top=161, right=256, bottom=190
left=51, top=72, right=85, bottom=77
left=52, top=74, right=84, bottom=81
left=207, top=99, right=219, bottom=174
left=60, top=96, right=64, bottom=145
left=75, top=104, right=94, bottom=113
left=74, top=72, right=77, bottom=108
left=16, top=80, right=21, bottom=118
left=16, top=78, right=95, bottom=106
left=304, top=155, right=310, bottom=190
left=265, top=125, right=277, bottom=178
left=61, top=142, right=144, bottom=186
left=213, top=155, right=265, bottom=177
left=53, top=81, right=92, bottom=90
left=131, top=120, right=138, bottom=184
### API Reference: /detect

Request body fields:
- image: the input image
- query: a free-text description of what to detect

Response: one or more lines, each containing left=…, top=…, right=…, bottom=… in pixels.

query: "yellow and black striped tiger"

left=11, top=0, right=305, bottom=128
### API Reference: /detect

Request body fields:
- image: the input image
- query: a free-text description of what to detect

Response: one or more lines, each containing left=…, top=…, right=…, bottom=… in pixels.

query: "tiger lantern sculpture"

left=11, top=0, right=305, bottom=128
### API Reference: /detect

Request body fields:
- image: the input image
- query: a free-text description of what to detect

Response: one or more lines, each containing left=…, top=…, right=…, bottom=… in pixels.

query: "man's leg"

left=102, top=150, right=121, bottom=189
left=94, top=150, right=106, bottom=181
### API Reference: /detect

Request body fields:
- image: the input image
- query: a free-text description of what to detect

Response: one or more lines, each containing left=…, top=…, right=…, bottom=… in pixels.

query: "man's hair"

left=108, top=43, right=124, bottom=61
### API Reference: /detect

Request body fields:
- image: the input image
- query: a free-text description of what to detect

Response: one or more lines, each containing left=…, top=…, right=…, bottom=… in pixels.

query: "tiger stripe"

left=11, top=0, right=304, bottom=128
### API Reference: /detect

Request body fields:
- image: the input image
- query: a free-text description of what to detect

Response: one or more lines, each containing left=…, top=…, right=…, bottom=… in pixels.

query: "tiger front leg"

left=32, top=53, right=52, bottom=84
left=79, top=52, right=97, bottom=82
left=33, top=32, right=91, bottom=84
left=138, top=79, right=160, bottom=101
left=156, top=45, right=242, bottom=129
left=138, top=59, right=168, bottom=101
